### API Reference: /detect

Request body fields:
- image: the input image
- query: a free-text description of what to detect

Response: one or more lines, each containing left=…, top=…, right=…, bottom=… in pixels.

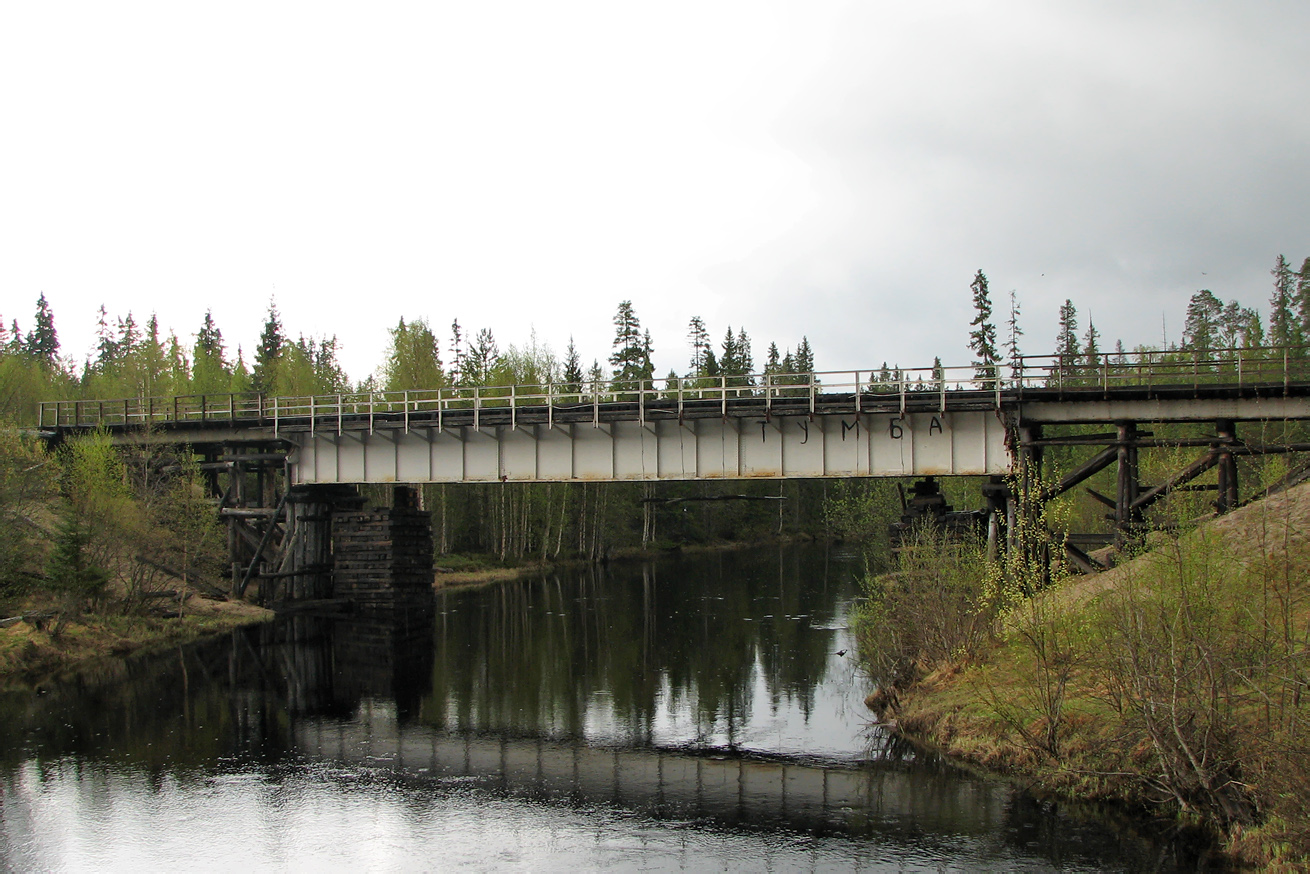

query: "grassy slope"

left=871, top=483, right=1310, bottom=870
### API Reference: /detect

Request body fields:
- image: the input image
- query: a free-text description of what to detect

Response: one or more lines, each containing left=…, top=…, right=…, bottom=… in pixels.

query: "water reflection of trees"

left=0, top=612, right=438, bottom=775
left=421, top=544, right=851, bottom=745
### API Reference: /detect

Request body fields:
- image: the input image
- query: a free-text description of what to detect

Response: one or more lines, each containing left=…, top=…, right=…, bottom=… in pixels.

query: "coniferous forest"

left=1, top=253, right=1307, bottom=594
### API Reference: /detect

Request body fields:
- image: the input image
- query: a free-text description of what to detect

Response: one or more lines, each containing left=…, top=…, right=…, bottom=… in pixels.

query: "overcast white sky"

left=2, top=1, right=1308, bottom=384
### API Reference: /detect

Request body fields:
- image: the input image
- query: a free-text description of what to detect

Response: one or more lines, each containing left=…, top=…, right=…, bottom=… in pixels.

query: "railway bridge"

left=38, top=350, right=1310, bottom=600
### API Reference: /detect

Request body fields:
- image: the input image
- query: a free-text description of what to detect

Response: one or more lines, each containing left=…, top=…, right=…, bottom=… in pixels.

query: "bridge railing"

left=1014, top=345, right=1310, bottom=393
left=38, top=346, right=1310, bottom=431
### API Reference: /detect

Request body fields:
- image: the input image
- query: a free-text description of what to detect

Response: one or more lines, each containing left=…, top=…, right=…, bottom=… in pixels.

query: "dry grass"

left=0, top=597, right=272, bottom=684
left=865, top=481, right=1310, bottom=868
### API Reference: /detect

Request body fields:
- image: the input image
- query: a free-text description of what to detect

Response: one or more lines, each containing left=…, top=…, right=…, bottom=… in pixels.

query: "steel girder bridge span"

left=36, top=349, right=1310, bottom=592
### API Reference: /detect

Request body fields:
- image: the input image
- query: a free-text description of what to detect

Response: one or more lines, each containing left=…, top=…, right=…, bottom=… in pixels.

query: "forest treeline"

left=4, top=253, right=1309, bottom=422
left=1, top=253, right=1307, bottom=595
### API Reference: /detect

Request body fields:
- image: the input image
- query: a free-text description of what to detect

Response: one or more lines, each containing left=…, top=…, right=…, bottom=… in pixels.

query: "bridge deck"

left=34, top=351, right=1310, bottom=483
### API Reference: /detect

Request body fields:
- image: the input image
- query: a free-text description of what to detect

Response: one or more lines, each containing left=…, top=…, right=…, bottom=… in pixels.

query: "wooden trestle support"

left=1016, top=418, right=1310, bottom=575
left=204, top=443, right=433, bottom=610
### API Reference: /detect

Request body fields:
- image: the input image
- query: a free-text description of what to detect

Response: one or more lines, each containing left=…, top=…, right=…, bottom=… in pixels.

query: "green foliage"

left=854, top=525, right=1004, bottom=688
left=495, top=330, right=558, bottom=387
left=273, top=335, right=348, bottom=396
left=0, top=422, right=52, bottom=600
left=157, top=453, right=221, bottom=608
left=1183, top=290, right=1223, bottom=352
left=383, top=318, right=444, bottom=391
left=45, top=511, right=110, bottom=609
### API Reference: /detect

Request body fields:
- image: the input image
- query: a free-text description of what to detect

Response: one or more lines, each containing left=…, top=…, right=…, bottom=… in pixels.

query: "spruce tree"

left=563, top=337, right=584, bottom=391
left=252, top=300, right=284, bottom=393
left=967, top=270, right=998, bottom=380
left=95, top=305, right=118, bottom=374
left=794, top=337, right=814, bottom=374
left=192, top=310, right=230, bottom=395
left=230, top=346, right=251, bottom=393
left=1269, top=255, right=1298, bottom=349
left=1083, top=319, right=1100, bottom=370
left=609, top=301, right=651, bottom=384
left=449, top=319, right=465, bottom=385
left=735, top=327, right=753, bottom=383
left=1006, top=290, right=1024, bottom=380
left=1296, top=256, right=1310, bottom=342
left=24, top=293, right=59, bottom=367
left=719, top=327, right=740, bottom=377
left=687, top=316, right=711, bottom=376
left=1055, top=299, right=1079, bottom=370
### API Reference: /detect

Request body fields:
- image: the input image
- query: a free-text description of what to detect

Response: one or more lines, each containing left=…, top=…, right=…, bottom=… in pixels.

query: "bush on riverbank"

left=856, top=483, right=1310, bottom=868
left=1, top=425, right=229, bottom=636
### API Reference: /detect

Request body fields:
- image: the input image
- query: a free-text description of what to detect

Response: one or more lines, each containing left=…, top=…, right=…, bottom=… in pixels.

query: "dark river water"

left=1, top=544, right=1210, bottom=871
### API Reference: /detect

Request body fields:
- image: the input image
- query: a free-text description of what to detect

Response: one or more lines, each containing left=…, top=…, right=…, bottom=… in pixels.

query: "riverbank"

left=0, top=597, right=273, bottom=686
left=861, top=483, right=1310, bottom=870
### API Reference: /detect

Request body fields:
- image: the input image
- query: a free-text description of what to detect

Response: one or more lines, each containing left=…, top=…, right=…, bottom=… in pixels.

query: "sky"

left=2, top=1, right=1308, bottom=385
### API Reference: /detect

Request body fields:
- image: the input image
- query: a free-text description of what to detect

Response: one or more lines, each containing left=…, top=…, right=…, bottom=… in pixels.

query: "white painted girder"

left=288, top=410, right=1012, bottom=485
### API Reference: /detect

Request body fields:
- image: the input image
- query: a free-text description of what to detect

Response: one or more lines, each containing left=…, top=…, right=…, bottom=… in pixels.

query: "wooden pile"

left=331, top=501, right=435, bottom=614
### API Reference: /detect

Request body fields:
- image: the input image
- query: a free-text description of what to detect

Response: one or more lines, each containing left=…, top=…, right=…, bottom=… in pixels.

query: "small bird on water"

left=835, top=650, right=847, bottom=657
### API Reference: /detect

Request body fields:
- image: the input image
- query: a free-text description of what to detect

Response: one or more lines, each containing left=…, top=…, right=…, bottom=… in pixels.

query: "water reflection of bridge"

left=296, top=702, right=1010, bottom=836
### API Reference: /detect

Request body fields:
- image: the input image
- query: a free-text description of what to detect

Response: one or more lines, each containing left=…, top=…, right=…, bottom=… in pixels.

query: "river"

left=1, top=544, right=1211, bottom=871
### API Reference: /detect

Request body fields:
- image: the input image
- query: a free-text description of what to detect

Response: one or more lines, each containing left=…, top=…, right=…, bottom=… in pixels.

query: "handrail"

left=36, top=344, right=1310, bottom=430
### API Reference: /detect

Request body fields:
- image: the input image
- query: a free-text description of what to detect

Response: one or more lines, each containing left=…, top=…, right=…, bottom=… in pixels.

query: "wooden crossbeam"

left=1040, top=445, right=1119, bottom=502
left=1130, top=450, right=1220, bottom=512
left=236, top=489, right=291, bottom=598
